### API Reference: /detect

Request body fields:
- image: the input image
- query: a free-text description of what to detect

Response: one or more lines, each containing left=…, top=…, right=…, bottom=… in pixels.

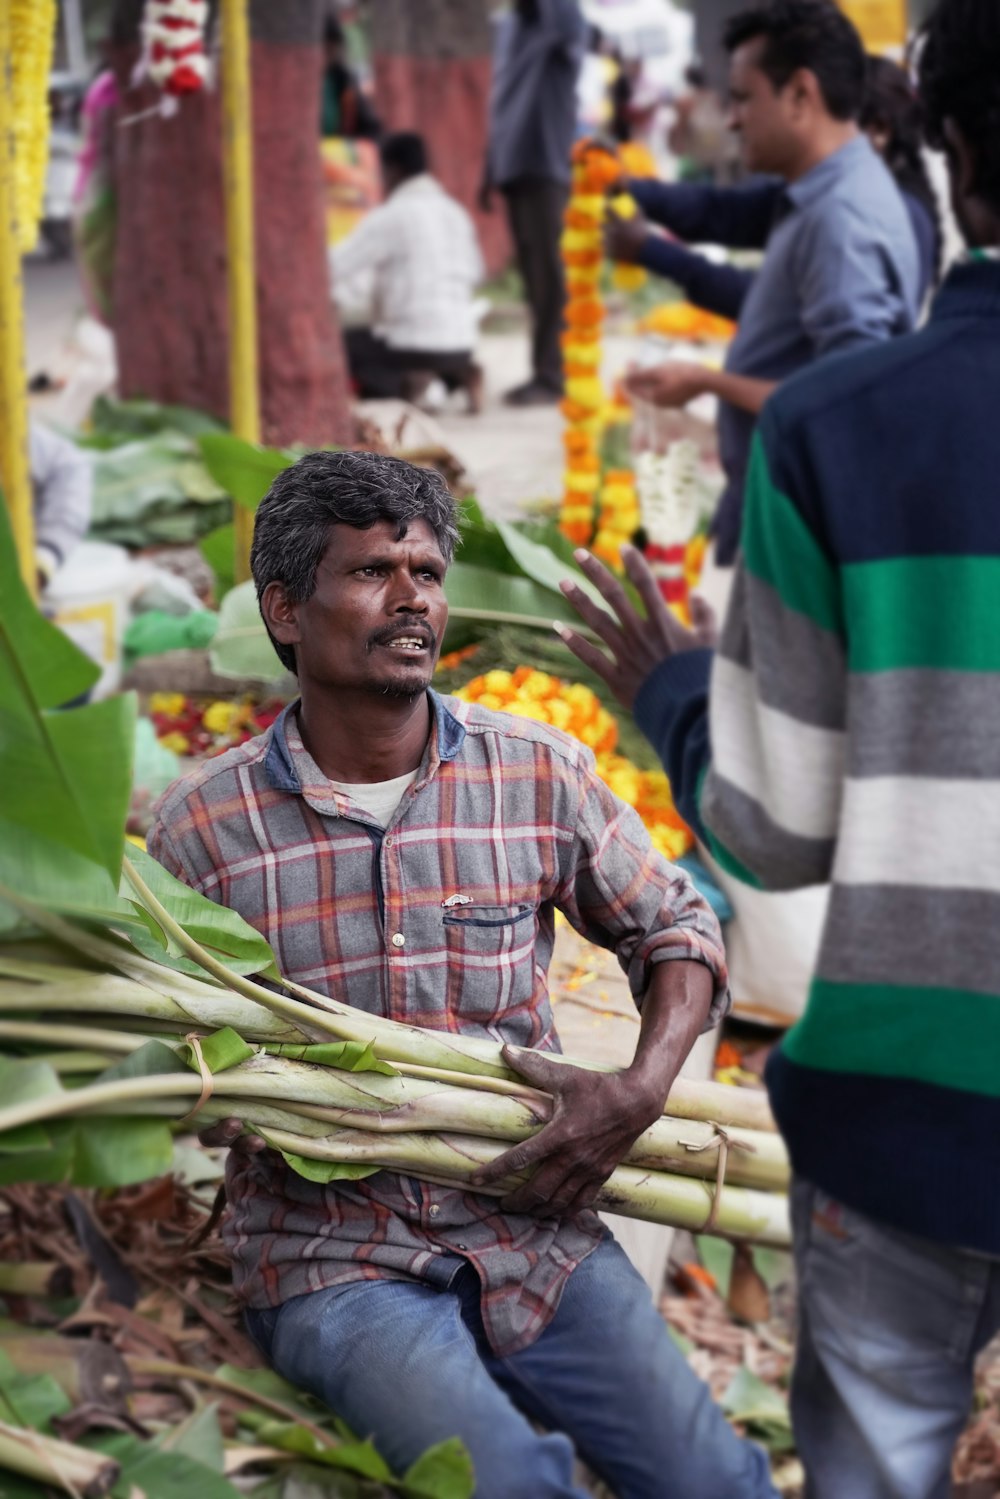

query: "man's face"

left=727, top=40, right=797, bottom=176
left=272, top=518, right=449, bottom=699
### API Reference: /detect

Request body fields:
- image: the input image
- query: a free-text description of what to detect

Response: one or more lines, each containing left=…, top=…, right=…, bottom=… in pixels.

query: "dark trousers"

left=344, top=328, right=473, bottom=400
left=502, top=178, right=569, bottom=392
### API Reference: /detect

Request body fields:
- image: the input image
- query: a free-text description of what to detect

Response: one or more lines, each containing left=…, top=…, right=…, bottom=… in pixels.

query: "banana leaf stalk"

left=253, top=1122, right=791, bottom=1248
left=0, top=971, right=776, bottom=1136
left=0, top=1419, right=118, bottom=1496
left=0, top=1262, right=73, bottom=1297
left=0, top=1048, right=788, bottom=1192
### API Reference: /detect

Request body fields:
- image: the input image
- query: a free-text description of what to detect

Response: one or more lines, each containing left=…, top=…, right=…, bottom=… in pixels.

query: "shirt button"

left=457, top=1243, right=468, bottom=1252
left=391, top=932, right=405, bottom=949
left=384, top=835, right=393, bottom=848
left=428, top=1204, right=440, bottom=1218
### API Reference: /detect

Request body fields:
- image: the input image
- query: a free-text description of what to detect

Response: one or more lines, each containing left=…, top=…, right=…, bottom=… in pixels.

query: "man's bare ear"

left=260, top=581, right=301, bottom=650
left=789, top=66, right=821, bottom=116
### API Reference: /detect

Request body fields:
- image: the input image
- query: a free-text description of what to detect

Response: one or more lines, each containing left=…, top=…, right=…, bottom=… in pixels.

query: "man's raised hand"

left=554, top=544, right=717, bottom=713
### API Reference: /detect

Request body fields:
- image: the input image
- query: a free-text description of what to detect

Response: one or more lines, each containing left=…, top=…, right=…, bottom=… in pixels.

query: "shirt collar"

left=785, top=133, right=870, bottom=211
left=263, top=690, right=466, bottom=800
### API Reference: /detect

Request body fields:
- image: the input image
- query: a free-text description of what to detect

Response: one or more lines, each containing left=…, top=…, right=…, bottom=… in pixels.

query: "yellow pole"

left=220, top=0, right=260, bottom=585
left=0, top=0, right=35, bottom=594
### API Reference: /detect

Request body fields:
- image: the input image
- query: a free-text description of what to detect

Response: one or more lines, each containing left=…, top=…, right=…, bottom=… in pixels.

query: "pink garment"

left=73, top=70, right=119, bottom=206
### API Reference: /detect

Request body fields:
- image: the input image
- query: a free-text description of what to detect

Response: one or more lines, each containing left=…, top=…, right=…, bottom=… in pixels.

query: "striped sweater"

left=636, top=256, right=1000, bottom=1252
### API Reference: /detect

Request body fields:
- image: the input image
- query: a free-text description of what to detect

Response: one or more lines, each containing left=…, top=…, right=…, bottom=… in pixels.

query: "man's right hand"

left=199, top=1117, right=267, bottom=1155
left=604, top=206, right=652, bottom=264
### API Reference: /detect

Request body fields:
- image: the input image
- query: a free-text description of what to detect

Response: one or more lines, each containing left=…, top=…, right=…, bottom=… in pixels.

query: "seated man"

left=331, top=133, right=484, bottom=410
left=148, top=451, right=776, bottom=1499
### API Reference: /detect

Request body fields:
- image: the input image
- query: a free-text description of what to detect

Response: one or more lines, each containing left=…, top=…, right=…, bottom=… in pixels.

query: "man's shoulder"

left=443, top=695, right=595, bottom=773
left=151, top=733, right=272, bottom=823
left=763, top=314, right=957, bottom=444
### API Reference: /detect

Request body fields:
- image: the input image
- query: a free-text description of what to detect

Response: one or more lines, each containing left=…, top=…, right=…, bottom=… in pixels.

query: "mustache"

left=365, top=619, right=437, bottom=653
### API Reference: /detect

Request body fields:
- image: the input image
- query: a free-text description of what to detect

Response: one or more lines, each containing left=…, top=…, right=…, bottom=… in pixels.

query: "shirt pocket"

left=441, top=901, right=536, bottom=931
left=440, top=901, right=541, bottom=1034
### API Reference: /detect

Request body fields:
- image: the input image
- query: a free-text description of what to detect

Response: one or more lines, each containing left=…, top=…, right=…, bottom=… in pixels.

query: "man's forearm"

left=702, top=368, right=777, bottom=415
left=628, top=959, right=715, bottom=1106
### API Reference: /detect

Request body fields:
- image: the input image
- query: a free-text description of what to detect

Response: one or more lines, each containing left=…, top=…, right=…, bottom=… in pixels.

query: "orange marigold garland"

left=558, top=143, right=656, bottom=563
left=456, top=668, right=693, bottom=862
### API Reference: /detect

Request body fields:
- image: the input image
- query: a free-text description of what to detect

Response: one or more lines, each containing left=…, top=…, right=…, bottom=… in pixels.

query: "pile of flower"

left=455, top=668, right=694, bottom=862
left=9, top=0, right=57, bottom=253
left=147, top=693, right=284, bottom=757
left=638, top=302, right=737, bottom=344
left=559, top=141, right=654, bottom=563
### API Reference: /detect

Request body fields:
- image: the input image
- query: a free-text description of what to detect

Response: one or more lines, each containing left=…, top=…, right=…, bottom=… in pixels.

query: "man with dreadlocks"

left=555, top=0, right=1000, bottom=1491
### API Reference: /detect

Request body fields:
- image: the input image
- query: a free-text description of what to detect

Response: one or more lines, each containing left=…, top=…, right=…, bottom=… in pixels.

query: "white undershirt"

left=327, top=769, right=419, bottom=828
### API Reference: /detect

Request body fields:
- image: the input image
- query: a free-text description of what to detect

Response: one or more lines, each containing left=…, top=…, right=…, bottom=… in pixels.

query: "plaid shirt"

left=149, top=693, right=728, bottom=1355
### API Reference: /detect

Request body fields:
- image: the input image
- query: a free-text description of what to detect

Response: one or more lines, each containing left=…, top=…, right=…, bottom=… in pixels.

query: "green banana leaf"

left=495, top=519, right=606, bottom=606
left=198, top=433, right=299, bottom=511
left=86, top=395, right=226, bottom=444
left=89, top=434, right=230, bottom=547
left=210, top=579, right=287, bottom=682
left=199, top=521, right=236, bottom=597
left=0, top=508, right=279, bottom=980
left=0, top=1055, right=174, bottom=1188
left=0, top=503, right=132, bottom=896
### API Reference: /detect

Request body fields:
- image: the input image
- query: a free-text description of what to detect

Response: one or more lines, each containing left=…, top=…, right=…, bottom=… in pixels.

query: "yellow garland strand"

left=456, top=669, right=694, bottom=863
left=9, top=0, right=57, bottom=254
left=558, top=144, right=657, bottom=569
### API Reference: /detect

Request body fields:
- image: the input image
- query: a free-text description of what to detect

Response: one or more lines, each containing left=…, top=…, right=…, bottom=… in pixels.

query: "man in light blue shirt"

left=618, top=0, right=920, bottom=562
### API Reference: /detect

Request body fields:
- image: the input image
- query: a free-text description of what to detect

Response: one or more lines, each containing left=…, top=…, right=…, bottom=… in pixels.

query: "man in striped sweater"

left=558, top=0, right=1000, bottom=1491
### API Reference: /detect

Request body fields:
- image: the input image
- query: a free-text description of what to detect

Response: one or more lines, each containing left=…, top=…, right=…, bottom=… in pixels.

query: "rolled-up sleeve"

left=555, top=758, right=729, bottom=1026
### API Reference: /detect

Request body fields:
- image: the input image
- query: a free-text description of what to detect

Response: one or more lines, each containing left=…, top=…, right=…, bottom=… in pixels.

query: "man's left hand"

left=555, top=544, right=717, bottom=713
left=624, top=361, right=712, bottom=409
left=470, top=1046, right=666, bottom=1217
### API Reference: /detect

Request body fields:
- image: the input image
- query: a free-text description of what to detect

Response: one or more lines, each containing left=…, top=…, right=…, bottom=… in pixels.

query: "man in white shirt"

left=331, top=133, right=485, bottom=410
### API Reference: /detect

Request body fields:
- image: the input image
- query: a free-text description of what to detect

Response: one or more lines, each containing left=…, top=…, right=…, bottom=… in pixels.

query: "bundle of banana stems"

left=0, top=863, right=790, bottom=1247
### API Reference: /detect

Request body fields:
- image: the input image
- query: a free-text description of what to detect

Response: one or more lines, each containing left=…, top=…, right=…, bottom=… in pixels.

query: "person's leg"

left=474, top=1234, right=776, bottom=1499
left=501, top=180, right=564, bottom=401
left=790, top=1179, right=992, bottom=1499
left=342, top=328, right=407, bottom=399
left=527, top=179, right=569, bottom=393
left=248, top=1280, right=589, bottom=1499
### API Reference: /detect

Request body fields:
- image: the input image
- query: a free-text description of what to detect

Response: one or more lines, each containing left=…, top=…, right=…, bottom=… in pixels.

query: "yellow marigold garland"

left=456, top=668, right=694, bottom=863
left=559, top=144, right=657, bottom=568
left=9, top=0, right=57, bottom=254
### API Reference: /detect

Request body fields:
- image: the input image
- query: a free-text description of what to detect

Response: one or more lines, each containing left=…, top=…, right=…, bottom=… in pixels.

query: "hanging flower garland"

left=141, top=0, right=211, bottom=97
left=9, top=0, right=58, bottom=254
left=558, top=143, right=654, bottom=565
left=636, top=440, right=714, bottom=621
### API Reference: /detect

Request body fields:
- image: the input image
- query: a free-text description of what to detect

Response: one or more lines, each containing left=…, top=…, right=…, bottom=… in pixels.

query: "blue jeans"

left=792, top=1179, right=1000, bottom=1498
left=246, top=1233, right=775, bottom=1498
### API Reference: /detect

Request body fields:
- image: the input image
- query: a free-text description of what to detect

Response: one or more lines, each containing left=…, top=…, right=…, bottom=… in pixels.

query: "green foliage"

left=199, top=521, right=236, bottom=598
left=88, top=433, right=230, bottom=547
left=0, top=1056, right=175, bottom=1188
left=0, top=1350, right=70, bottom=1431
left=198, top=434, right=300, bottom=512
left=721, top=1365, right=793, bottom=1454
left=0, top=503, right=133, bottom=904
left=85, top=396, right=226, bottom=445
left=210, top=578, right=287, bottom=682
